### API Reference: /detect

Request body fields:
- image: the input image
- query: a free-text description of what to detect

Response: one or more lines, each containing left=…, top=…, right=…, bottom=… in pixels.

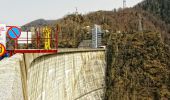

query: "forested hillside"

left=136, top=0, right=170, bottom=46
left=106, top=32, right=170, bottom=99
left=22, top=8, right=169, bottom=47
left=136, top=0, right=170, bottom=24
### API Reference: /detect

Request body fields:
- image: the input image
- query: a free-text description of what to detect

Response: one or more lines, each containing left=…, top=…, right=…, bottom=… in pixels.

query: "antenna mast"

left=123, top=0, right=126, bottom=8
left=138, top=14, right=143, bottom=32
left=75, top=7, right=78, bottom=15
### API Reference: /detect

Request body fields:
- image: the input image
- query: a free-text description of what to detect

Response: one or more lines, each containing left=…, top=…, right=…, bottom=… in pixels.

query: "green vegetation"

left=106, top=32, right=170, bottom=99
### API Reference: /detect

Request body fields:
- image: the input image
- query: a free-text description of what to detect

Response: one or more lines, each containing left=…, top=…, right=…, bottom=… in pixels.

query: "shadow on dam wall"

left=0, top=49, right=106, bottom=100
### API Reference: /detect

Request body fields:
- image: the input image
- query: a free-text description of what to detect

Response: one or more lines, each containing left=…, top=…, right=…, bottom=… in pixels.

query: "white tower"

left=92, top=25, right=102, bottom=48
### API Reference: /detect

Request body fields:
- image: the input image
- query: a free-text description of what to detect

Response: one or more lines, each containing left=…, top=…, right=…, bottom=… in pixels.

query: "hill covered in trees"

left=22, top=0, right=170, bottom=48
left=23, top=19, right=57, bottom=27
left=22, top=8, right=169, bottom=47
left=106, top=32, right=170, bottom=99
left=136, top=0, right=170, bottom=46
left=136, top=0, right=170, bottom=24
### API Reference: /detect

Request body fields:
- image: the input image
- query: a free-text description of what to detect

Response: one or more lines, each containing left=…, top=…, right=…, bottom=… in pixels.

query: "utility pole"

left=74, top=7, right=78, bottom=47
left=138, top=14, right=143, bottom=32
left=75, top=7, right=78, bottom=16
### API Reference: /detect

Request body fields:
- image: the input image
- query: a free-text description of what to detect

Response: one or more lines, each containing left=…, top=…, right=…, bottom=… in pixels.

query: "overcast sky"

left=0, top=0, right=143, bottom=26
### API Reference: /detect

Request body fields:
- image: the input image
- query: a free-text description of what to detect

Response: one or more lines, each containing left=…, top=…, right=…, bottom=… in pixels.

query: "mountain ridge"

left=22, top=0, right=170, bottom=47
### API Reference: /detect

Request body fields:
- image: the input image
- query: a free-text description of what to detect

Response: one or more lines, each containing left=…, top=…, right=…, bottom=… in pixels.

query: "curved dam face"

left=27, top=51, right=106, bottom=100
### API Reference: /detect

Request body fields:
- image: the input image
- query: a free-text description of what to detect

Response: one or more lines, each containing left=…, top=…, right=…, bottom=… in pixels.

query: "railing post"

left=36, top=28, right=38, bottom=49
left=38, top=27, right=40, bottom=49
left=56, top=28, right=58, bottom=49
left=51, top=28, right=52, bottom=48
left=27, top=31, right=28, bottom=49
left=15, top=40, right=18, bottom=49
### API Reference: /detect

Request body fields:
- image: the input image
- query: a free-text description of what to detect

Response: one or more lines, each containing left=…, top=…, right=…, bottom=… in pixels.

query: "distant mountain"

left=23, top=19, right=57, bottom=27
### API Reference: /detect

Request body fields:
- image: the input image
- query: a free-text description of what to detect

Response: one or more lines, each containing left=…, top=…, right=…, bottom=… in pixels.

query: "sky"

left=0, top=0, right=143, bottom=26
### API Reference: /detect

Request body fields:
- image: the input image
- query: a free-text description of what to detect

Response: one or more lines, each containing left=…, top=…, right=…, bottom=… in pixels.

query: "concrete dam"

left=0, top=49, right=106, bottom=100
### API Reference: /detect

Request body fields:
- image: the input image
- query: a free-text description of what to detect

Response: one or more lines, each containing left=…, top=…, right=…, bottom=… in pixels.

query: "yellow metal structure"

left=43, top=26, right=51, bottom=50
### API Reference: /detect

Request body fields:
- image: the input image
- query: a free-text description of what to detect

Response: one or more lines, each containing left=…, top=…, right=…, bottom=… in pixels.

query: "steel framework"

left=6, top=26, right=59, bottom=53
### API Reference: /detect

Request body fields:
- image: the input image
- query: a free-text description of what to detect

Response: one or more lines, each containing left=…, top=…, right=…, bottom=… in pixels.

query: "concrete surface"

left=0, top=49, right=106, bottom=100
left=0, top=54, right=24, bottom=100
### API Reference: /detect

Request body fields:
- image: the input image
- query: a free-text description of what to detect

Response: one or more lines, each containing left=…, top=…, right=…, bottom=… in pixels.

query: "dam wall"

left=0, top=49, right=106, bottom=100
left=27, top=51, right=106, bottom=100
left=0, top=54, right=25, bottom=100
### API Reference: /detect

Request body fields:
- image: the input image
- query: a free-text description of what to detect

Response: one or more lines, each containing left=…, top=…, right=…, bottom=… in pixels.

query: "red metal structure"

left=6, top=26, right=58, bottom=54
